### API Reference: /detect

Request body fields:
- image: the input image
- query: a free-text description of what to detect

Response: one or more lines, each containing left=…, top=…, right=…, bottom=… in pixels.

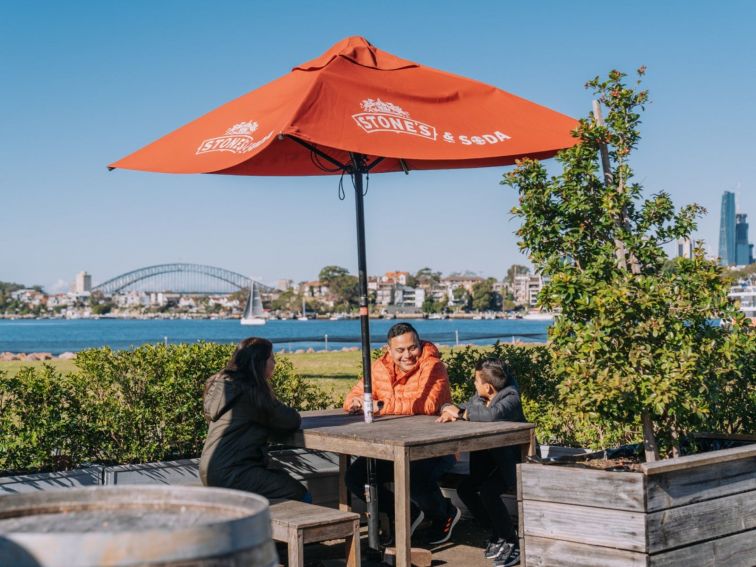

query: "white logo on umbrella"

left=196, top=120, right=273, bottom=155
left=352, top=98, right=437, bottom=141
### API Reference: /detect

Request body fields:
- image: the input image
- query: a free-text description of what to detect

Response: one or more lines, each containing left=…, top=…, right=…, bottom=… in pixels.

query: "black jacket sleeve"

left=264, top=398, right=302, bottom=432
left=463, top=389, right=524, bottom=423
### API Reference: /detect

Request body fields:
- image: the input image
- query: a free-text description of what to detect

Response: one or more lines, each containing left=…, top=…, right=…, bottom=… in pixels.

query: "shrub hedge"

left=1, top=340, right=751, bottom=474
left=0, top=343, right=335, bottom=474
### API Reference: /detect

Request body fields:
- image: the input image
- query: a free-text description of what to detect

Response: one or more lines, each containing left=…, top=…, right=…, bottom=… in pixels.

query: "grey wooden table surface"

left=282, top=409, right=536, bottom=567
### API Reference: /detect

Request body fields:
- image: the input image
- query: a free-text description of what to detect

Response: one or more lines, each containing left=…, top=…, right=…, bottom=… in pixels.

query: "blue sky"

left=2, top=0, right=755, bottom=291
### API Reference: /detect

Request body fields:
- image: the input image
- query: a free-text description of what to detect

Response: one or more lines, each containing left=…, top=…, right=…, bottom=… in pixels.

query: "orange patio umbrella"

left=110, top=35, right=577, bottom=556
left=110, top=36, right=576, bottom=415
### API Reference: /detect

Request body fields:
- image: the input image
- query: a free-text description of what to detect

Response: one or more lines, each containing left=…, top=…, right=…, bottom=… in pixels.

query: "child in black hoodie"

left=436, top=358, right=524, bottom=567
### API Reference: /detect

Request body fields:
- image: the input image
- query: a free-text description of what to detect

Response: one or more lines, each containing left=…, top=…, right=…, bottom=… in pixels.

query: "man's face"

left=388, top=332, right=421, bottom=373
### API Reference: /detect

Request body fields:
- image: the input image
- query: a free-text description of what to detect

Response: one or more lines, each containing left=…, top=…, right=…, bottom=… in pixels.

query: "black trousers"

left=345, top=455, right=455, bottom=521
left=225, top=465, right=307, bottom=501
left=456, top=449, right=517, bottom=542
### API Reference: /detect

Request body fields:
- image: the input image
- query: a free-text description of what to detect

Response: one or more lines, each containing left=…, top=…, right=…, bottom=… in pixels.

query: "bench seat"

left=269, top=499, right=360, bottom=567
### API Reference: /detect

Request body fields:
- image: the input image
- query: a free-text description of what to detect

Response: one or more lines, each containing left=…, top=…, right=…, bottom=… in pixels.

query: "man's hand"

left=346, top=397, right=363, bottom=414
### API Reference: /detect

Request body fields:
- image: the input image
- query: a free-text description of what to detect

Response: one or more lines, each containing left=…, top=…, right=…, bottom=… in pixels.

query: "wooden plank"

left=338, top=454, right=351, bottom=512
left=641, top=444, right=756, bottom=476
left=295, top=411, right=534, bottom=448
left=524, top=535, right=648, bottom=567
left=408, top=428, right=533, bottom=460
left=647, top=490, right=756, bottom=553
left=523, top=500, right=646, bottom=552
left=290, top=430, right=397, bottom=459
left=346, top=518, right=361, bottom=567
left=269, top=500, right=359, bottom=530
left=520, top=463, right=646, bottom=512
left=301, top=522, right=356, bottom=544
left=517, top=464, right=526, bottom=567
left=648, top=529, right=756, bottom=567
left=393, top=446, right=411, bottom=567
left=646, top=457, right=756, bottom=511
left=288, top=528, right=304, bottom=567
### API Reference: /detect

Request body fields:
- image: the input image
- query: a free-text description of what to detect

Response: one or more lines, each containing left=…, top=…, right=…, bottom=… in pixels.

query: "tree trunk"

left=592, top=101, right=642, bottom=275
left=642, top=411, right=660, bottom=462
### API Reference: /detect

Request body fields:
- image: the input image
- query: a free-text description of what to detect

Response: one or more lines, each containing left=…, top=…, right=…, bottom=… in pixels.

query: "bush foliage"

left=0, top=343, right=336, bottom=474
left=503, top=69, right=755, bottom=458
left=1, top=337, right=752, bottom=474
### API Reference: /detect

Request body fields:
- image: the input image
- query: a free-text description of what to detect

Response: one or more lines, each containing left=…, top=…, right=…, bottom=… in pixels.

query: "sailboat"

left=240, top=283, right=266, bottom=325
left=298, top=297, right=308, bottom=321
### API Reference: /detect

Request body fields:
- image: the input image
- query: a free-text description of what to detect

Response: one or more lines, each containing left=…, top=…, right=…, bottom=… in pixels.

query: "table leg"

left=338, top=454, right=351, bottom=511
left=288, top=528, right=304, bottom=567
left=520, top=427, right=537, bottom=460
left=346, top=518, right=361, bottom=567
left=393, top=447, right=411, bottom=567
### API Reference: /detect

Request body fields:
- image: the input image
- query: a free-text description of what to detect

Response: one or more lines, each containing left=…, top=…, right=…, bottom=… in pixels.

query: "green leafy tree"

left=414, top=267, right=441, bottom=287
left=421, top=295, right=439, bottom=314
left=452, top=286, right=471, bottom=311
left=505, top=264, right=529, bottom=284
left=504, top=68, right=754, bottom=460
left=471, top=278, right=501, bottom=312
left=319, top=265, right=359, bottom=310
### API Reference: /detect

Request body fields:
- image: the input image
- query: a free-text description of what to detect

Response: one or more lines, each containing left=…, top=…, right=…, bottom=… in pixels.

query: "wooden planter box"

left=518, top=444, right=756, bottom=567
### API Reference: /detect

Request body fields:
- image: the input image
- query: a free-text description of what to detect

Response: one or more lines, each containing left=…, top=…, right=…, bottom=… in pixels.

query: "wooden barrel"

left=0, top=485, right=278, bottom=567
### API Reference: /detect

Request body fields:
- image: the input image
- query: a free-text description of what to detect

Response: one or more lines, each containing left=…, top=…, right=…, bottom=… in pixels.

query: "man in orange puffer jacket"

left=343, top=323, right=461, bottom=545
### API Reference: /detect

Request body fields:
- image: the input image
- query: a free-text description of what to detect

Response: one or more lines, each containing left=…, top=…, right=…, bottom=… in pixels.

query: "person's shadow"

left=0, top=536, right=43, bottom=567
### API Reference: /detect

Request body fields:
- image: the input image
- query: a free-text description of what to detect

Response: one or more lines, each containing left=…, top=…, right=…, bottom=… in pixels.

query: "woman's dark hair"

left=218, top=337, right=275, bottom=411
left=387, top=322, right=420, bottom=343
left=475, top=357, right=516, bottom=391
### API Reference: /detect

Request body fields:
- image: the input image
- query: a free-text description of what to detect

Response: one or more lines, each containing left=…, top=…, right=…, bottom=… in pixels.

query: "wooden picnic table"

left=282, top=409, right=536, bottom=567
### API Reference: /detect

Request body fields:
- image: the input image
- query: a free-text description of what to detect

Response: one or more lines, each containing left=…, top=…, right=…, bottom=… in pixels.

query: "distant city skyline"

left=3, top=1, right=756, bottom=290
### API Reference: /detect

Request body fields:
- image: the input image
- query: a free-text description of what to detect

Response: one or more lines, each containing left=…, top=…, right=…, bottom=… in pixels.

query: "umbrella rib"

left=283, top=135, right=348, bottom=171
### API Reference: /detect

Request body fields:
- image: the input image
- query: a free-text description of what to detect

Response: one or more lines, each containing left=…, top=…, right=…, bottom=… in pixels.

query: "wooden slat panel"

left=523, top=500, right=646, bottom=552
left=524, top=535, right=648, bottom=567
left=647, top=458, right=756, bottom=511
left=641, top=444, right=756, bottom=476
left=647, top=490, right=756, bottom=553
left=649, top=529, right=756, bottom=567
left=520, top=463, right=645, bottom=511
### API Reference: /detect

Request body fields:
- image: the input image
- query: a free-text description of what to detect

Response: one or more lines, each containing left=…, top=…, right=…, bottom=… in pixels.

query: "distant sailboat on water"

left=298, top=297, right=308, bottom=321
left=240, top=283, right=266, bottom=326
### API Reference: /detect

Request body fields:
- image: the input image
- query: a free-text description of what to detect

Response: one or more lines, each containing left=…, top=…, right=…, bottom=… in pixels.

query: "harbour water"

left=0, top=318, right=551, bottom=354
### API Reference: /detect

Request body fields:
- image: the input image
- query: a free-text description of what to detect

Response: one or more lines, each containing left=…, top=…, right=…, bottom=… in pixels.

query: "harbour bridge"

left=92, top=263, right=271, bottom=295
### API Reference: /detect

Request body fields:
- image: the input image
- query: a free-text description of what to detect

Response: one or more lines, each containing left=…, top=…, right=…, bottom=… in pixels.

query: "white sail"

left=298, top=296, right=308, bottom=321
left=241, top=283, right=266, bottom=325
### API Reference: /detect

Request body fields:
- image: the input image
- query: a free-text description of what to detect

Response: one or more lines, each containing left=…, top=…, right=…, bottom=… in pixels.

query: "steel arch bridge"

left=92, top=264, right=269, bottom=295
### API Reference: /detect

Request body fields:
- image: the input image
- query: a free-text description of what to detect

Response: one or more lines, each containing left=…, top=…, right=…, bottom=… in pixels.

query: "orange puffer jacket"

left=343, top=341, right=451, bottom=415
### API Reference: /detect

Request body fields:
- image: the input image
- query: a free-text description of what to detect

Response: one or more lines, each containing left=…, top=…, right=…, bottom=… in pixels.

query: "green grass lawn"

left=0, top=359, right=78, bottom=377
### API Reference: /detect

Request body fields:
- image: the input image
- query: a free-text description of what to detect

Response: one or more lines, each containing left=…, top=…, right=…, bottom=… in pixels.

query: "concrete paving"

left=279, top=516, right=515, bottom=566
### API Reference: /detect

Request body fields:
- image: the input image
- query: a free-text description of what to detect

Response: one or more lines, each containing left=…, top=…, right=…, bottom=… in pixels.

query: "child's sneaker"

left=485, top=538, right=511, bottom=560
left=493, top=542, right=520, bottom=567
left=427, top=504, right=461, bottom=545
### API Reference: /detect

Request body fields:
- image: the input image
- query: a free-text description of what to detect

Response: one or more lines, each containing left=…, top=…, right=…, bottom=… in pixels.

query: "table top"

left=294, top=409, right=534, bottom=448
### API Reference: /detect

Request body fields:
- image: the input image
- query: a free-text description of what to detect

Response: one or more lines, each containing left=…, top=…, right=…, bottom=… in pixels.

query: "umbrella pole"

left=350, top=153, right=381, bottom=553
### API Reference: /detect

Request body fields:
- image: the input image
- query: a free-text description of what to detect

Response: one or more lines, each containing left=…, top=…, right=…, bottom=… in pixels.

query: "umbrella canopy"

left=110, top=36, right=578, bottom=559
left=109, top=36, right=577, bottom=175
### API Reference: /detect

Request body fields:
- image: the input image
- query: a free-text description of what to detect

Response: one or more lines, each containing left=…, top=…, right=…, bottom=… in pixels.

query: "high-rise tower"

left=735, top=214, right=754, bottom=266
left=718, top=191, right=736, bottom=266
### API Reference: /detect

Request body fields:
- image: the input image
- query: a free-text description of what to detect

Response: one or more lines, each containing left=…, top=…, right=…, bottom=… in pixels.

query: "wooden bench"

left=269, top=499, right=361, bottom=567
